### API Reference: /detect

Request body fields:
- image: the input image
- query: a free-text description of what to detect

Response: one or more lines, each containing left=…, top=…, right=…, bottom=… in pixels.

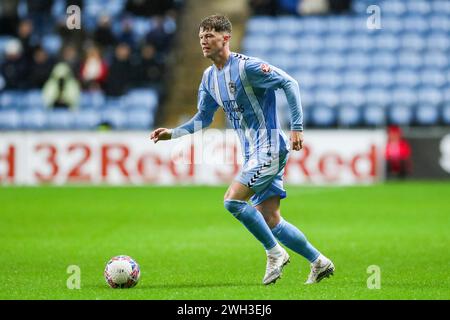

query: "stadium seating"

left=243, top=0, right=450, bottom=127
left=0, top=0, right=175, bottom=131
left=0, top=88, right=157, bottom=130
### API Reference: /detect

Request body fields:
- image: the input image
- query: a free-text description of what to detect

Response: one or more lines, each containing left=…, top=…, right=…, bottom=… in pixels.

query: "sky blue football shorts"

left=236, top=151, right=289, bottom=206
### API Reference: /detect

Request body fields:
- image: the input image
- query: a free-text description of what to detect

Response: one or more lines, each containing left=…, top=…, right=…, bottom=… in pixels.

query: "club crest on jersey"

left=260, top=63, right=271, bottom=73
left=228, top=81, right=236, bottom=94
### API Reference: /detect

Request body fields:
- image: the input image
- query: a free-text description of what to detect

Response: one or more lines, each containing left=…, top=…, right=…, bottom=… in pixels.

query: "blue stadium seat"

left=394, top=68, right=420, bottom=88
left=369, top=51, right=397, bottom=69
left=21, top=109, right=47, bottom=130
left=310, top=105, right=337, bottom=127
left=401, top=33, right=426, bottom=51
left=403, top=15, right=429, bottom=33
left=429, top=14, right=450, bottom=32
left=423, top=51, right=448, bottom=68
left=338, top=105, right=362, bottom=127
left=23, top=90, right=45, bottom=109
left=315, top=70, right=341, bottom=89
left=80, top=91, right=106, bottom=109
left=296, top=53, right=322, bottom=70
left=363, top=105, right=386, bottom=127
left=74, top=110, right=101, bottom=129
left=339, top=88, right=366, bottom=108
left=366, top=88, right=392, bottom=106
left=323, top=34, right=348, bottom=52
left=389, top=104, right=414, bottom=126
left=127, top=108, right=154, bottom=129
left=298, top=35, right=324, bottom=52
left=432, top=1, right=450, bottom=14
left=419, top=68, right=446, bottom=88
left=314, top=88, right=339, bottom=107
left=301, top=17, right=328, bottom=34
left=375, top=33, right=400, bottom=51
left=391, top=87, right=418, bottom=107
left=132, top=17, right=153, bottom=43
left=382, top=17, right=403, bottom=33
left=0, top=91, right=25, bottom=109
left=101, top=108, right=127, bottom=129
left=125, top=89, right=158, bottom=111
left=277, top=17, right=302, bottom=35
left=381, top=1, right=406, bottom=16
left=418, top=87, right=443, bottom=105
left=246, top=17, right=277, bottom=36
left=319, top=53, right=346, bottom=70
left=369, top=69, right=395, bottom=88
left=345, top=52, right=371, bottom=70
left=406, top=1, right=431, bottom=15
left=242, top=36, right=272, bottom=54
left=397, top=51, right=422, bottom=69
left=349, top=34, right=375, bottom=51
left=0, top=109, right=20, bottom=129
left=42, top=35, right=62, bottom=56
left=415, top=104, right=440, bottom=126
left=427, top=32, right=450, bottom=51
left=342, top=70, right=367, bottom=88
left=46, top=110, right=75, bottom=129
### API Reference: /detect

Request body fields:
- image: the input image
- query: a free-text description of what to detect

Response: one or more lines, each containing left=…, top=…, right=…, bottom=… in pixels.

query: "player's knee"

left=223, top=199, right=247, bottom=218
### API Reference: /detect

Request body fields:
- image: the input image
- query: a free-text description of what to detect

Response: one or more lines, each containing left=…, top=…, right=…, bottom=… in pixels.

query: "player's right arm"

left=150, top=75, right=218, bottom=143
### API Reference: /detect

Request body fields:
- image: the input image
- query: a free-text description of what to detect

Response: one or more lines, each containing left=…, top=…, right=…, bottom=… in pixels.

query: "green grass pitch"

left=0, top=182, right=449, bottom=300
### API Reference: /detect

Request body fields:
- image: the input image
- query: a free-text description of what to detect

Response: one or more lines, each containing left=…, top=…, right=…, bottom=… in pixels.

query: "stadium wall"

left=403, top=128, right=450, bottom=180
left=0, top=130, right=385, bottom=185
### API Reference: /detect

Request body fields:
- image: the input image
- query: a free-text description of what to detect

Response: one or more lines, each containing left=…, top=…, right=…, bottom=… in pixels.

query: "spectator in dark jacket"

left=134, top=43, right=163, bottom=87
left=93, top=15, right=117, bottom=51
left=29, top=46, right=54, bottom=88
left=105, top=43, right=133, bottom=96
left=0, top=39, right=29, bottom=89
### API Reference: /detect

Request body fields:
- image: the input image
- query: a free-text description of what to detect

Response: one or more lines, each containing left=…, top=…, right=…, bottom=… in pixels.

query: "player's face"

left=199, top=28, right=228, bottom=58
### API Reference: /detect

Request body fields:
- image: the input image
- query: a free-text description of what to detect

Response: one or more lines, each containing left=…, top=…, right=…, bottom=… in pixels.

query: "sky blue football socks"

left=224, top=199, right=277, bottom=250
left=271, top=218, right=320, bottom=262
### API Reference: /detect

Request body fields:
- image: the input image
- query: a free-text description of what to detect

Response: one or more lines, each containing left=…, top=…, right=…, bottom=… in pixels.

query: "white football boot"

left=305, top=254, right=335, bottom=284
left=263, top=247, right=290, bottom=285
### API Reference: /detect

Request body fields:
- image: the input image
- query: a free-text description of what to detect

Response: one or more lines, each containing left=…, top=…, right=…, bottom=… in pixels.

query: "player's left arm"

left=245, top=60, right=304, bottom=150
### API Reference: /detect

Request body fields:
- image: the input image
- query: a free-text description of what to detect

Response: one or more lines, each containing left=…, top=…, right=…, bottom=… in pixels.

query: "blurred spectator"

left=80, top=46, right=108, bottom=90
left=125, top=0, right=178, bottom=16
left=146, top=16, right=173, bottom=53
left=0, top=0, right=19, bottom=35
left=134, top=43, right=163, bottom=87
left=385, top=126, right=412, bottom=179
left=117, top=18, right=136, bottom=49
left=299, top=0, right=329, bottom=15
left=0, top=39, right=29, bottom=89
left=25, top=0, right=54, bottom=36
left=29, top=46, right=54, bottom=88
left=249, top=0, right=278, bottom=15
left=59, top=44, right=81, bottom=76
left=277, top=0, right=301, bottom=15
left=93, top=15, right=117, bottom=51
left=17, top=19, right=37, bottom=63
left=43, top=62, right=80, bottom=110
left=104, top=43, right=133, bottom=96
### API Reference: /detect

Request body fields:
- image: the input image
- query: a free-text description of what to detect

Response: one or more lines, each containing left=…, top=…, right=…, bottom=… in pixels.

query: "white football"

left=104, top=255, right=140, bottom=288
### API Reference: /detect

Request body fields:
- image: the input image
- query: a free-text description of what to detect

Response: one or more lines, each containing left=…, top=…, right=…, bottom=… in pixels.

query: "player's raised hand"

left=150, top=128, right=172, bottom=143
left=290, top=131, right=304, bottom=151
